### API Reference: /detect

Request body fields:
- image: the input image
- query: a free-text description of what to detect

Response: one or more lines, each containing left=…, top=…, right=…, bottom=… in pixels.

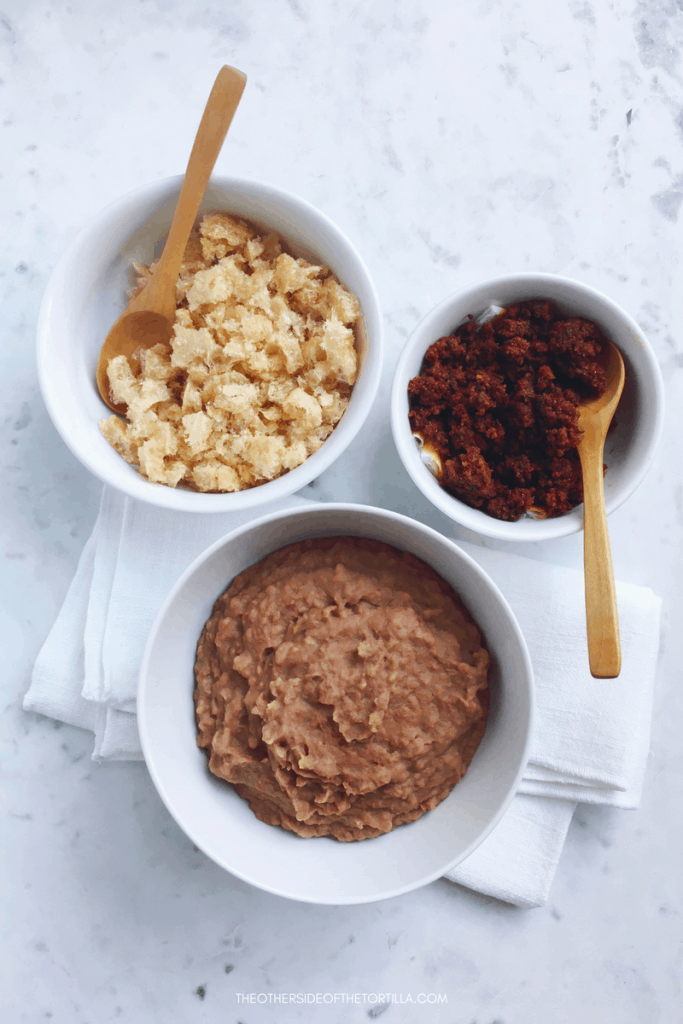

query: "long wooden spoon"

left=576, top=341, right=626, bottom=678
left=96, top=65, right=247, bottom=413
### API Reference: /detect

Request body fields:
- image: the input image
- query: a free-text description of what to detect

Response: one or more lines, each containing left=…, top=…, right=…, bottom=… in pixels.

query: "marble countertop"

left=2, top=0, right=682, bottom=1020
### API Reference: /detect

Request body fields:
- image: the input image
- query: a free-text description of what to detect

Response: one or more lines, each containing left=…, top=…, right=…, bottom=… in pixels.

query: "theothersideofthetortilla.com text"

left=235, top=992, right=448, bottom=1005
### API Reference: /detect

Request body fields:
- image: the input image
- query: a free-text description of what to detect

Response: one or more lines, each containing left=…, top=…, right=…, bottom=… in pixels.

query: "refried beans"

left=194, top=536, right=490, bottom=841
left=408, top=299, right=610, bottom=521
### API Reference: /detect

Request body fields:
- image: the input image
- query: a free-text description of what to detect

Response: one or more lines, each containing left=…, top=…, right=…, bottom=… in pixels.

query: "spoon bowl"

left=96, top=310, right=175, bottom=415
left=577, top=341, right=626, bottom=434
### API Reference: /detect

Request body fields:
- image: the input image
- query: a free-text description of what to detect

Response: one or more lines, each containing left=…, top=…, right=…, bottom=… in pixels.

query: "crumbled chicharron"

left=99, top=213, right=360, bottom=491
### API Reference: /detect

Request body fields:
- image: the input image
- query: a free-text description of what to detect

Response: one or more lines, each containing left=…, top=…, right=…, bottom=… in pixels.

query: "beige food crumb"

left=99, top=212, right=360, bottom=491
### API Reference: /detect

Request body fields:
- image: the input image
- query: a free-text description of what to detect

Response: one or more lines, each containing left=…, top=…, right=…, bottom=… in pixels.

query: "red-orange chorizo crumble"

left=408, top=299, right=608, bottom=521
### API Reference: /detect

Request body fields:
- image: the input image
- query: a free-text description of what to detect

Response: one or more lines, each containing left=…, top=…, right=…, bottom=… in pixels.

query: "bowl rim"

left=36, top=174, right=384, bottom=513
left=391, top=271, right=666, bottom=542
left=137, top=501, right=535, bottom=904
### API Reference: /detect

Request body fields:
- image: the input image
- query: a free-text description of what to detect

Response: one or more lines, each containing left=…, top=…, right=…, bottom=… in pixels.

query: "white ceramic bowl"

left=138, top=503, right=534, bottom=905
left=391, top=273, right=665, bottom=541
left=37, top=176, right=383, bottom=512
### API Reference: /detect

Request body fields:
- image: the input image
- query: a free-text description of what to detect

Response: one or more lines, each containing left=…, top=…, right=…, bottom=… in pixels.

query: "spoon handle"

left=579, top=424, right=622, bottom=678
left=137, top=65, right=247, bottom=318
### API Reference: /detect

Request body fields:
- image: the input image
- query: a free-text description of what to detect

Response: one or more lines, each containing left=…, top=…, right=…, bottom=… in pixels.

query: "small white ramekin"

left=37, top=176, right=383, bottom=512
left=391, top=273, right=665, bottom=542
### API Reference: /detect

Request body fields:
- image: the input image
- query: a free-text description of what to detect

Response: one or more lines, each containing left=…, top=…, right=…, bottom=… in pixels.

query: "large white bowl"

left=138, top=503, right=534, bottom=905
left=391, top=273, right=665, bottom=541
left=37, top=176, right=383, bottom=512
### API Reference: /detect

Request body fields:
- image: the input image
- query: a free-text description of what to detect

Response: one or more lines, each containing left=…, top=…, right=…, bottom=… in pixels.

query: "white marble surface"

left=2, top=0, right=682, bottom=1020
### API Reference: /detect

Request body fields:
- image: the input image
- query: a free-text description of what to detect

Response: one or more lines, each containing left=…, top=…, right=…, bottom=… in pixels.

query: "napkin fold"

left=27, top=488, right=312, bottom=759
left=25, top=488, right=662, bottom=908
left=455, top=541, right=661, bottom=810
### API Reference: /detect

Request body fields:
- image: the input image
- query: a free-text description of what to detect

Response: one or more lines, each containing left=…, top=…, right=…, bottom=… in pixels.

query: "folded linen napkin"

left=24, top=487, right=662, bottom=908
left=456, top=540, right=661, bottom=810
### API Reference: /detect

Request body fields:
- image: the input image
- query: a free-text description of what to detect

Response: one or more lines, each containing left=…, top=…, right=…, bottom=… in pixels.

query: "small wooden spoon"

left=576, top=341, right=626, bottom=678
left=96, top=65, right=247, bottom=413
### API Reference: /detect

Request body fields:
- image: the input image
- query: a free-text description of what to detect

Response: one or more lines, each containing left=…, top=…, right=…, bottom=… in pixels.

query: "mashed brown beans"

left=194, top=537, right=490, bottom=841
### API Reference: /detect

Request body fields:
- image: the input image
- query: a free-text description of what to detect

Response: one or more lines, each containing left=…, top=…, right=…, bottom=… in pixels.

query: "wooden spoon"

left=96, top=65, right=247, bottom=413
left=576, top=341, right=626, bottom=678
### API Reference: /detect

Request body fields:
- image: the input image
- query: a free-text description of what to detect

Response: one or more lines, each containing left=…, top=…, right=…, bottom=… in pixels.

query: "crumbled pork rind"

left=99, top=213, right=360, bottom=492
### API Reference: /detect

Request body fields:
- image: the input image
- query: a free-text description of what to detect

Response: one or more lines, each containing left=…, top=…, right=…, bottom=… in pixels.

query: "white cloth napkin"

left=456, top=541, right=661, bottom=809
left=24, top=488, right=662, bottom=909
